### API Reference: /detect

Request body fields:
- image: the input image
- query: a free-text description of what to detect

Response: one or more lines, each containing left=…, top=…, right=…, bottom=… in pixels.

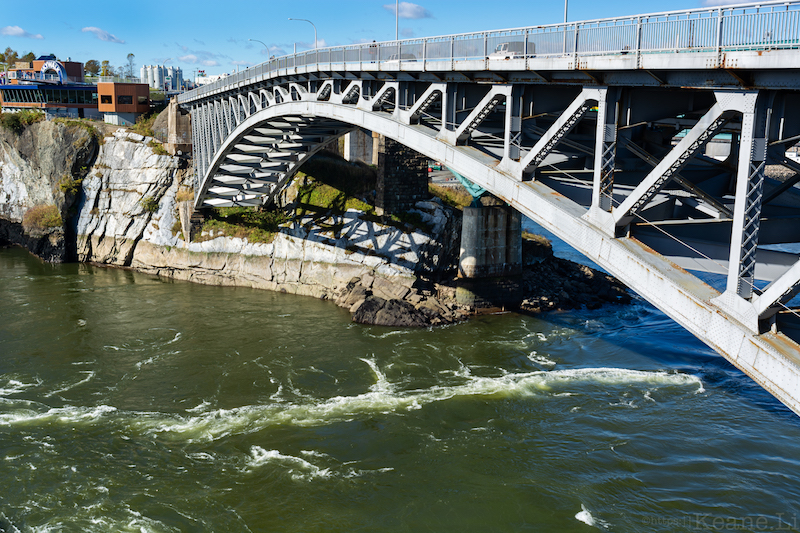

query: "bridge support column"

left=456, top=197, right=523, bottom=310
left=375, top=138, right=428, bottom=215
left=344, top=129, right=375, bottom=164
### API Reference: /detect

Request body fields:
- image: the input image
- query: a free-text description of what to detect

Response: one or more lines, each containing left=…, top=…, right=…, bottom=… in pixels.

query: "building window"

left=101, top=95, right=112, bottom=104
left=118, top=95, right=133, bottom=105
left=137, top=96, right=148, bottom=105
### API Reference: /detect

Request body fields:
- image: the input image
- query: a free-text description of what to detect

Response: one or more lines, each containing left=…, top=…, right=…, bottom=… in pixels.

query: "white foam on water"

left=576, top=504, right=594, bottom=526
left=575, top=504, right=610, bottom=530
left=0, top=404, right=117, bottom=427
left=0, top=377, right=40, bottom=396
left=364, top=329, right=412, bottom=339
left=186, top=401, right=211, bottom=413
left=46, top=371, right=96, bottom=397
left=135, top=357, right=156, bottom=370
left=0, top=363, right=702, bottom=445
left=528, top=351, right=557, bottom=367
left=247, top=446, right=331, bottom=480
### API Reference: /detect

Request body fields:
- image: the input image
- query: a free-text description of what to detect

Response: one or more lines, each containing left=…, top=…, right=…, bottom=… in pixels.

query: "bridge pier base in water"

left=456, top=198, right=523, bottom=310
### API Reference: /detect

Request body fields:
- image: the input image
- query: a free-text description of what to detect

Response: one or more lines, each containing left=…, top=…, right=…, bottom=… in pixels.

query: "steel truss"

left=181, top=5, right=800, bottom=415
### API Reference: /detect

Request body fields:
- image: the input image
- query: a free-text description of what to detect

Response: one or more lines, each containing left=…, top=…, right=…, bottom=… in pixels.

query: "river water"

left=2, top=230, right=800, bottom=533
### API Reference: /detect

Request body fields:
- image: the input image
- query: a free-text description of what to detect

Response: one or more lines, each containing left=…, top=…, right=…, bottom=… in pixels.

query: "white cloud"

left=82, top=27, right=125, bottom=44
left=383, top=2, right=432, bottom=19
left=231, top=60, right=253, bottom=66
left=1, top=26, right=43, bottom=39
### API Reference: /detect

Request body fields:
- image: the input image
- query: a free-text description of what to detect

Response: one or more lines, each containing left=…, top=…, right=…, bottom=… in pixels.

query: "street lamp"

left=288, top=18, right=317, bottom=49
left=396, top=0, right=399, bottom=41
left=564, top=0, right=568, bottom=23
left=249, top=39, right=270, bottom=54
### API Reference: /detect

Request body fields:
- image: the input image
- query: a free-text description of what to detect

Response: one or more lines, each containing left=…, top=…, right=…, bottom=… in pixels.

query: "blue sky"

left=2, top=0, right=728, bottom=78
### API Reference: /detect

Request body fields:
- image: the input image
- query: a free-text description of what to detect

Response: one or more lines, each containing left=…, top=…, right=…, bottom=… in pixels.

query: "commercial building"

left=97, top=82, right=150, bottom=126
left=0, top=56, right=150, bottom=124
left=0, top=57, right=99, bottom=119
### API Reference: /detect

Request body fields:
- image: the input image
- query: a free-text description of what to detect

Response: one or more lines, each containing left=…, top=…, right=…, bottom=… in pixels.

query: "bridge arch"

left=180, top=0, right=800, bottom=415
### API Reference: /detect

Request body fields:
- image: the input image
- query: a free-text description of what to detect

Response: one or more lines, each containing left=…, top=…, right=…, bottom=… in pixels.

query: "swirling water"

left=1, top=236, right=800, bottom=532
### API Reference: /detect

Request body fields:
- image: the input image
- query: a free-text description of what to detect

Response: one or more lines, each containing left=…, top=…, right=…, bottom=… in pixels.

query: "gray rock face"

left=0, top=121, right=469, bottom=327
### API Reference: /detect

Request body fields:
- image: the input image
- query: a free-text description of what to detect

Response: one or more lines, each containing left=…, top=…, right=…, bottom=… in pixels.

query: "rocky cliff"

left=0, top=120, right=468, bottom=325
left=0, top=119, right=628, bottom=326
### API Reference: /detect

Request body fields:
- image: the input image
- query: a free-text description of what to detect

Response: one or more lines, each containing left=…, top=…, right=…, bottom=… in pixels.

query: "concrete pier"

left=456, top=199, right=523, bottom=309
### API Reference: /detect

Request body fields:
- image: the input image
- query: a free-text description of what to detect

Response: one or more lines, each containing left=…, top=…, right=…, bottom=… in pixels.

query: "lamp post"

left=564, top=0, right=568, bottom=23
left=249, top=38, right=270, bottom=55
left=288, top=18, right=317, bottom=49
left=396, top=0, right=399, bottom=41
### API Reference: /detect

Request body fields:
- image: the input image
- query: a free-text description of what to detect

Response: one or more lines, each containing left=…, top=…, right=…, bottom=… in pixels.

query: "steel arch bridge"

left=179, top=1, right=800, bottom=415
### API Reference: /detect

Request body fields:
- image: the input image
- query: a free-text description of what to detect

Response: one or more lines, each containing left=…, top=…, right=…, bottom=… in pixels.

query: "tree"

left=20, top=52, right=35, bottom=63
left=84, top=59, right=100, bottom=76
left=126, top=53, right=135, bottom=79
left=4, top=47, right=18, bottom=68
left=100, top=60, right=113, bottom=76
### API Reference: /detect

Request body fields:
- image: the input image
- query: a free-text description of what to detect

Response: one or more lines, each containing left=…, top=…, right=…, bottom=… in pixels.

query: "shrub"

left=176, top=188, right=194, bottom=202
left=58, top=174, right=83, bottom=195
left=0, top=110, right=44, bottom=134
left=148, top=139, right=169, bottom=156
left=428, top=183, right=473, bottom=210
left=22, top=205, right=62, bottom=232
left=140, top=196, right=160, bottom=213
left=131, top=113, right=157, bottom=137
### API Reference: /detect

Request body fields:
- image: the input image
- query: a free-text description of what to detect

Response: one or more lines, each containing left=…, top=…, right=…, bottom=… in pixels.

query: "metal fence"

left=180, top=0, right=800, bottom=103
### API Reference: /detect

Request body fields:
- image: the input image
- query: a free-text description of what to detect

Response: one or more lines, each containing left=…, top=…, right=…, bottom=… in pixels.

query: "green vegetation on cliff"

left=22, top=205, right=62, bottom=232
left=0, top=110, right=45, bottom=134
left=198, top=207, right=288, bottom=243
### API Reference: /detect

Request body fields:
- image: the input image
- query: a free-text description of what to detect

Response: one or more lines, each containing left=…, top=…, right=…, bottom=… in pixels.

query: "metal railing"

left=179, top=0, right=800, bottom=103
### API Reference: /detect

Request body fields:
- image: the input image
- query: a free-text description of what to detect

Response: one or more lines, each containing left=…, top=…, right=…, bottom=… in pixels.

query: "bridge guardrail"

left=179, top=0, right=800, bottom=104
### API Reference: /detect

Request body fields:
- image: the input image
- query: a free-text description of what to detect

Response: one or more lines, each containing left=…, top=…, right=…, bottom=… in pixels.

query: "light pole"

left=564, top=0, right=568, bottom=23
left=288, top=18, right=317, bottom=49
left=396, top=0, right=399, bottom=41
left=249, top=38, right=269, bottom=55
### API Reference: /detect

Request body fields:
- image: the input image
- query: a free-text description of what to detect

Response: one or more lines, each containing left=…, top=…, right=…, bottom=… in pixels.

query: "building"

left=140, top=65, right=183, bottom=91
left=0, top=56, right=150, bottom=124
left=0, top=57, right=100, bottom=119
left=97, top=82, right=150, bottom=126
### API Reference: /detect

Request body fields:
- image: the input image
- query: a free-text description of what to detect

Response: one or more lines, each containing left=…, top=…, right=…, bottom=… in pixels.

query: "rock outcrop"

left=0, top=118, right=630, bottom=328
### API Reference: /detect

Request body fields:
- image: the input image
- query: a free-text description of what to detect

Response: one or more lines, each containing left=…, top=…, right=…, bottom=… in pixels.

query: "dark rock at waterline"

left=352, top=296, right=432, bottom=327
left=519, top=256, right=631, bottom=313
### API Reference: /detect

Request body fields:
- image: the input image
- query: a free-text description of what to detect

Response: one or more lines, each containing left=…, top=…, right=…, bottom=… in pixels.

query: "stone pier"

left=456, top=197, right=523, bottom=309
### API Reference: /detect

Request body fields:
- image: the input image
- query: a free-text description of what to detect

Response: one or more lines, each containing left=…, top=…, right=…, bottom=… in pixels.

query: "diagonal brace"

left=613, top=103, right=730, bottom=227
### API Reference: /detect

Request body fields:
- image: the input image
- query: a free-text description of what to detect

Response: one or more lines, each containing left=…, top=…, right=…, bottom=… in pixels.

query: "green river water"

left=1, top=243, right=800, bottom=532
